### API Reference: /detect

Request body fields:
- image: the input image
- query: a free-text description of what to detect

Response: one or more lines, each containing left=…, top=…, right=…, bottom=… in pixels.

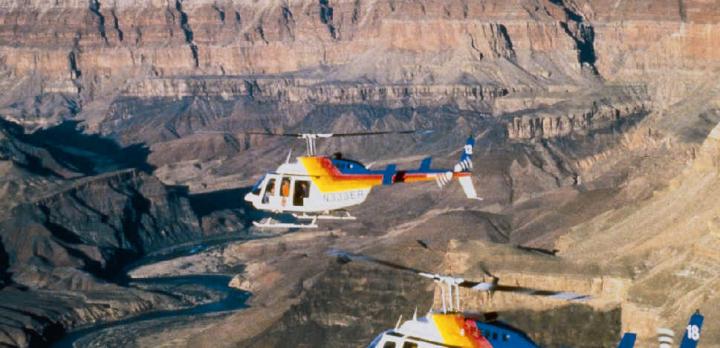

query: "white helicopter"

left=240, top=131, right=480, bottom=228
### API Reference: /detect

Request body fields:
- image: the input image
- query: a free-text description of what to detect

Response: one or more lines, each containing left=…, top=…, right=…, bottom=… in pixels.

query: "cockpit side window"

left=262, top=178, right=276, bottom=204
left=382, top=342, right=396, bottom=348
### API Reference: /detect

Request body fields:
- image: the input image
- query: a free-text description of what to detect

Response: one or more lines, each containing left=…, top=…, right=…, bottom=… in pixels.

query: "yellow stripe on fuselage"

left=432, top=313, right=484, bottom=347
left=300, top=157, right=382, bottom=193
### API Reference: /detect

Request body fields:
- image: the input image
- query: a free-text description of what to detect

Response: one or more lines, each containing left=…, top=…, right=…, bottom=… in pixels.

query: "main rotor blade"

left=456, top=280, right=589, bottom=301
left=329, top=250, right=590, bottom=302
left=329, top=130, right=418, bottom=137
left=486, top=284, right=590, bottom=301
left=477, top=261, right=498, bottom=280
left=194, top=130, right=299, bottom=137
left=329, top=250, right=426, bottom=274
left=244, top=131, right=304, bottom=137
left=201, top=130, right=426, bottom=138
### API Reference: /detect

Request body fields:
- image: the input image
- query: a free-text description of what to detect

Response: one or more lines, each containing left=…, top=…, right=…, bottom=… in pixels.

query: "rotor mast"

left=419, top=272, right=465, bottom=313
left=299, top=133, right=332, bottom=156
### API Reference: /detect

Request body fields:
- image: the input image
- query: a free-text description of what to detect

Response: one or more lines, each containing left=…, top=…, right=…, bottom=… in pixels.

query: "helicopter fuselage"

left=244, top=155, right=457, bottom=214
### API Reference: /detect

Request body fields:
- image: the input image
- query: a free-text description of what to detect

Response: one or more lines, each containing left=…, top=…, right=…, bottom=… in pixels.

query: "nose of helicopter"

left=244, top=192, right=255, bottom=203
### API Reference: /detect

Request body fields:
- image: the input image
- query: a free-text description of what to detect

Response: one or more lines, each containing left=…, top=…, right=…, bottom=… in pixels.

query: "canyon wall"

left=1, top=0, right=720, bottom=347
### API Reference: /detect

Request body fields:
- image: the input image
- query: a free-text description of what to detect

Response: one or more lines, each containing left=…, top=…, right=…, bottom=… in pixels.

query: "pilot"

left=262, top=180, right=275, bottom=204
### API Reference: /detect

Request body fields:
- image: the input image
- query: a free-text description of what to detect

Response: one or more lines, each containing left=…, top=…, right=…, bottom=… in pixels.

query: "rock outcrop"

left=507, top=100, right=649, bottom=140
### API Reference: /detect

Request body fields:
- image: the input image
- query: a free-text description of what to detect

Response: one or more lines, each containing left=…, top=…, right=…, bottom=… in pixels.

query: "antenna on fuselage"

left=285, top=149, right=293, bottom=163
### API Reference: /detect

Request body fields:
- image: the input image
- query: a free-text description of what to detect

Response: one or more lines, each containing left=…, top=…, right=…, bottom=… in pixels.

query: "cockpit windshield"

left=366, top=333, right=384, bottom=348
left=251, top=175, right=266, bottom=195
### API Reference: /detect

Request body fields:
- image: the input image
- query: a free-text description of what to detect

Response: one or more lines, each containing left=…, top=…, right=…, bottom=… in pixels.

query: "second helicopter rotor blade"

left=491, top=285, right=590, bottom=301
left=329, top=250, right=427, bottom=275
left=329, top=250, right=591, bottom=302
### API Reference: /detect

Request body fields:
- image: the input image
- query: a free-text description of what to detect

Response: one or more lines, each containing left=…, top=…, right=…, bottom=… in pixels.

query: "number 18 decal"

left=687, top=324, right=700, bottom=340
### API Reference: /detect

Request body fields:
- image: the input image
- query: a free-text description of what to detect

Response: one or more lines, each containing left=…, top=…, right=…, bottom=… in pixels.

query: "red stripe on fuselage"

left=319, top=157, right=384, bottom=181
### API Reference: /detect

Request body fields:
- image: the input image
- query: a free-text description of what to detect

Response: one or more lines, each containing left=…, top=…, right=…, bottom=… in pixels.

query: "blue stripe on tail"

left=455, top=136, right=474, bottom=172
left=419, top=157, right=432, bottom=171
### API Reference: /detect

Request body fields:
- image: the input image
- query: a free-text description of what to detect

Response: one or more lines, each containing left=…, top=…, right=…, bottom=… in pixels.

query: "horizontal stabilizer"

left=458, top=176, right=481, bottom=200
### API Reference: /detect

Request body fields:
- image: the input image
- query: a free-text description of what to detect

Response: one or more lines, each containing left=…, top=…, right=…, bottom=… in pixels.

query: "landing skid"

left=252, top=217, right=318, bottom=229
left=292, top=211, right=357, bottom=221
left=252, top=211, right=356, bottom=229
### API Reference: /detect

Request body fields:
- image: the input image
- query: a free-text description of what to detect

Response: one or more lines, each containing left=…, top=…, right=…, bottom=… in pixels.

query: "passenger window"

left=492, top=332, right=498, bottom=340
left=262, top=179, right=276, bottom=203
left=503, top=334, right=510, bottom=341
left=402, top=342, right=417, bottom=348
left=293, top=180, right=310, bottom=206
left=280, top=177, right=291, bottom=197
left=382, top=342, right=396, bottom=348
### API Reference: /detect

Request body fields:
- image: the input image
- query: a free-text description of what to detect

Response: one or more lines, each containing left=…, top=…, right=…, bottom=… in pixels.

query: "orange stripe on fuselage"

left=300, top=157, right=382, bottom=192
left=403, top=173, right=434, bottom=183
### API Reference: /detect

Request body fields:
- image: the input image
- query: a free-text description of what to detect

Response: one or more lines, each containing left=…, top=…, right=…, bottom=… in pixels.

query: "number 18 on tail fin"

left=680, top=310, right=704, bottom=348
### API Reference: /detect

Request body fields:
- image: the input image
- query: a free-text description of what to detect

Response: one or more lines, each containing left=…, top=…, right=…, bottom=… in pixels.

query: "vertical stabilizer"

left=679, top=310, right=704, bottom=348
left=617, top=333, right=637, bottom=348
left=454, top=136, right=474, bottom=173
